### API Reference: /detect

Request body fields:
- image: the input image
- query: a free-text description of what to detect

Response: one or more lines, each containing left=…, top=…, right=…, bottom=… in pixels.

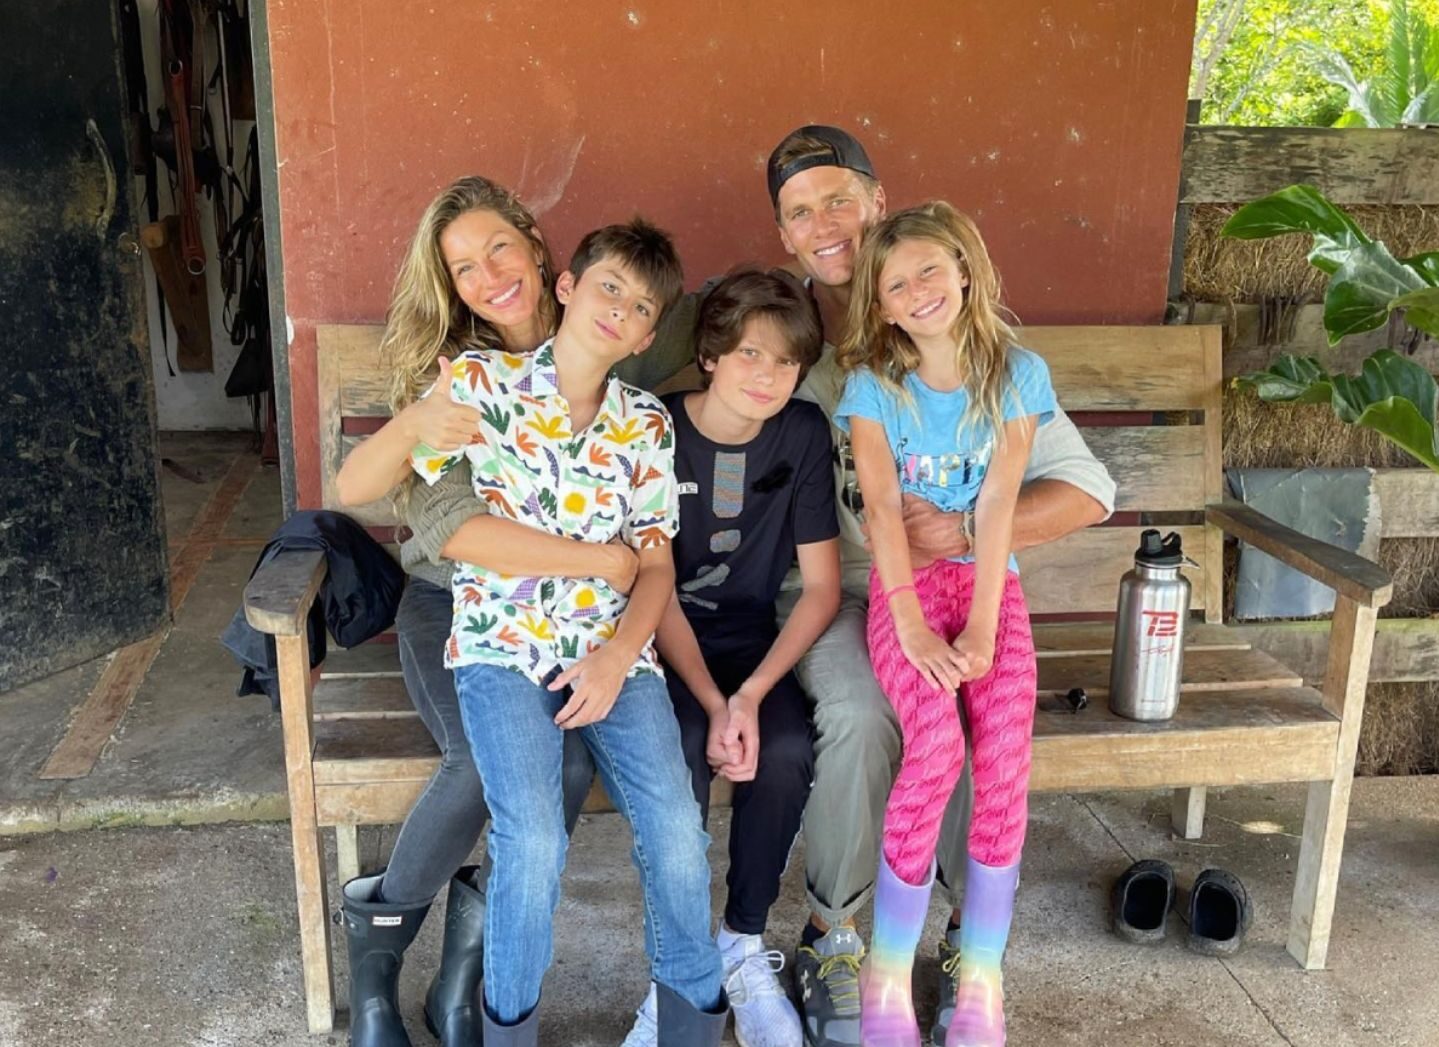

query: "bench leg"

left=1287, top=775, right=1353, bottom=970
left=277, top=634, right=335, bottom=1034
left=336, top=824, right=360, bottom=887
left=1171, top=787, right=1207, bottom=840
left=1287, top=597, right=1375, bottom=971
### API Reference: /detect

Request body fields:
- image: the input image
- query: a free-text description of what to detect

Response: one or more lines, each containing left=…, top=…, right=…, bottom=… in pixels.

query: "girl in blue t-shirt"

left=832, top=201, right=1054, bottom=1047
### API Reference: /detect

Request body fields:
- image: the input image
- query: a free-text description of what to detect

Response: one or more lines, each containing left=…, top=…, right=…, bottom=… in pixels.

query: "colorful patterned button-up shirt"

left=411, top=341, right=679, bottom=683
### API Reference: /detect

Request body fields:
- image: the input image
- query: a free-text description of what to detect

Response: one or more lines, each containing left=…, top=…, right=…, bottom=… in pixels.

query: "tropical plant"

left=1224, top=184, right=1439, bottom=471
left=1311, top=0, right=1439, bottom=126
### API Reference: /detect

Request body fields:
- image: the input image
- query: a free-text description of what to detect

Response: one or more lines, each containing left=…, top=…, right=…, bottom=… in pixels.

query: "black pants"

left=666, top=636, right=815, bottom=935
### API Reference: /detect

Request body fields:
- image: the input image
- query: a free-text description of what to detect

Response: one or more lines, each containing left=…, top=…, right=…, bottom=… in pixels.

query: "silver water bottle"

left=1109, top=530, right=1191, bottom=721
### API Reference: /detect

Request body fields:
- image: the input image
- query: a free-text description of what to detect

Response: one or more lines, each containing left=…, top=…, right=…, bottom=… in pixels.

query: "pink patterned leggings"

left=868, top=561, right=1037, bottom=885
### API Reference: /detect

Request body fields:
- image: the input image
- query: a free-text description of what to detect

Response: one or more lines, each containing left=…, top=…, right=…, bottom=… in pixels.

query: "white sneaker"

left=722, top=931, right=803, bottom=1047
left=619, top=983, right=657, bottom=1047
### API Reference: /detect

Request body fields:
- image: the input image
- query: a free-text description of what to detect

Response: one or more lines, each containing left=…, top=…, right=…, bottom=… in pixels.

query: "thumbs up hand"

left=407, top=355, right=483, bottom=451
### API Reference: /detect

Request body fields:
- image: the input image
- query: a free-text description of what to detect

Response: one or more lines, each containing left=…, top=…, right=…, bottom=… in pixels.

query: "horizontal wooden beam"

left=1229, top=617, right=1439, bottom=685
left=1374, top=469, right=1439, bottom=537
left=1181, top=126, right=1439, bottom=205
left=1171, top=302, right=1439, bottom=379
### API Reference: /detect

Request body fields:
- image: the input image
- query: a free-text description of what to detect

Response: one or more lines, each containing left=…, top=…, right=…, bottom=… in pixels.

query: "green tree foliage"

left=1191, top=0, right=1439, bottom=125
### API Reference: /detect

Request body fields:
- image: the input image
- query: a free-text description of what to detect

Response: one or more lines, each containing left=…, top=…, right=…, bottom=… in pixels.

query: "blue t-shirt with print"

left=832, top=347, right=1057, bottom=565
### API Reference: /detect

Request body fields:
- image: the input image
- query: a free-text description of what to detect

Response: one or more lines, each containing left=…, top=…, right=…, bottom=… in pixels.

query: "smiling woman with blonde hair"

left=332, top=175, right=636, bottom=1047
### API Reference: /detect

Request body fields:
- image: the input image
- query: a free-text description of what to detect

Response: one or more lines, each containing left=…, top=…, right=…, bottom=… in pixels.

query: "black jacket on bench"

left=221, top=510, right=405, bottom=708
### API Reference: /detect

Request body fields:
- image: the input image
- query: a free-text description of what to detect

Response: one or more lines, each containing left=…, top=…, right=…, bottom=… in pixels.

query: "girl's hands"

left=407, top=356, right=483, bottom=451
left=896, top=615, right=970, bottom=692
left=951, top=627, right=994, bottom=682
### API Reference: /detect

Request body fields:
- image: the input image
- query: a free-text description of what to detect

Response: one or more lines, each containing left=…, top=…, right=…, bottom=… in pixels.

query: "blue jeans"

left=455, top=662, right=722, bottom=1025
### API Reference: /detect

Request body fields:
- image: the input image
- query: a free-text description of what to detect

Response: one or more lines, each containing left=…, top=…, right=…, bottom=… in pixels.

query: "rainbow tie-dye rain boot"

left=944, top=857, right=1021, bottom=1047
left=859, top=856, right=933, bottom=1047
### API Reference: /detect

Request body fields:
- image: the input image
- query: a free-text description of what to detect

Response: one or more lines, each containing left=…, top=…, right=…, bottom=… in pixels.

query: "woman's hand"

left=897, top=615, right=969, bottom=692
left=600, top=538, right=641, bottom=595
left=405, top=356, right=483, bottom=451
left=951, top=627, right=995, bottom=682
left=549, top=643, right=633, bottom=728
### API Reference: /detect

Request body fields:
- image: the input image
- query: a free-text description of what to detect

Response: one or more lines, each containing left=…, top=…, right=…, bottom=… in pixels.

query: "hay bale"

left=1223, top=388, right=1417, bottom=469
left=1185, top=203, right=1439, bottom=303
left=1358, top=681, right=1439, bottom=775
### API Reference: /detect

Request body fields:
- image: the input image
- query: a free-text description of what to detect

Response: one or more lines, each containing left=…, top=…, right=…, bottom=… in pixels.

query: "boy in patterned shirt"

left=411, top=220, right=726, bottom=1046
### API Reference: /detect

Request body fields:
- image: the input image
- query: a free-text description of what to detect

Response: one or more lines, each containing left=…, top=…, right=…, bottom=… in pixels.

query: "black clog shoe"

left=1110, top=859, right=1175, bottom=944
left=1187, top=868, right=1253, bottom=956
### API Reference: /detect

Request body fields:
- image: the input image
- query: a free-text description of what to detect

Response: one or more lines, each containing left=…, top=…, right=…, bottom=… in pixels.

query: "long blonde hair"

left=382, top=175, right=558, bottom=414
left=837, top=201, right=1017, bottom=443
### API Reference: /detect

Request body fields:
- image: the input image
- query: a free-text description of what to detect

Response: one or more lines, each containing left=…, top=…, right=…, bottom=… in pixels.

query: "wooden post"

left=1171, top=787, right=1207, bottom=840
left=335, top=825, right=360, bottom=887
left=1288, top=596, right=1378, bottom=969
left=277, top=631, right=335, bottom=1033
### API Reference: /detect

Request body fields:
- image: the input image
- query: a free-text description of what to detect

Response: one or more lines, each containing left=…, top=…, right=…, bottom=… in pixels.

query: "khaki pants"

left=778, top=589, right=974, bottom=927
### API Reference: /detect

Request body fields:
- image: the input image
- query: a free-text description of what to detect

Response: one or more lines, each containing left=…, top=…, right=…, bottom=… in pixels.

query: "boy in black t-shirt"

left=622, top=269, right=841, bottom=1047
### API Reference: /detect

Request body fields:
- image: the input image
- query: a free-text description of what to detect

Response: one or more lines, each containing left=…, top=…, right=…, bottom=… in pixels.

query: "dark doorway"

left=0, top=1, right=169, bottom=690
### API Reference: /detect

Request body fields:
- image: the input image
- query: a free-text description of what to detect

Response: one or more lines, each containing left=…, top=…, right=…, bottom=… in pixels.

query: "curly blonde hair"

left=382, top=175, right=558, bottom=415
left=837, top=200, right=1017, bottom=444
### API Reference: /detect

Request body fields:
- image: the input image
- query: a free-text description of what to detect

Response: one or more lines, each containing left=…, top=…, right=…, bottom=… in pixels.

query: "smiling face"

left=775, top=166, right=886, bottom=289
left=876, top=237, right=971, bottom=344
left=554, top=254, right=660, bottom=364
left=702, top=315, right=803, bottom=426
left=439, top=208, right=546, bottom=345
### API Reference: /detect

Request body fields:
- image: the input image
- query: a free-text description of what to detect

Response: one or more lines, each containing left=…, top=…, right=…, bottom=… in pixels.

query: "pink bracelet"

left=883, top=583, right=917, bottom=603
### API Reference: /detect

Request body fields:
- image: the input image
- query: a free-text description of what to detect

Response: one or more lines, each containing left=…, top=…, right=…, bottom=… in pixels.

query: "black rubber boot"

left=655, top=982, right=728, bottom=1047
left=480, top=1004, right=539, bottom=1046
left=341, top=873, right=431, bottom=1047
left=424, top=865, right=486, bottom=1045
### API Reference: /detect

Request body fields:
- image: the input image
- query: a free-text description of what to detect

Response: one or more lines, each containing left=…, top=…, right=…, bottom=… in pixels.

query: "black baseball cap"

left=766, top=125, right=877, bottom=206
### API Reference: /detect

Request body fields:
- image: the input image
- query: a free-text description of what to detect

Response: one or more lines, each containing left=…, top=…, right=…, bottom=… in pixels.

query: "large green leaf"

left=1402, top=251, right=1439, bottom=285
left=1389, top=286, right=1439, bottom=336
left=1322, top=242, right=1428, bottom=343
left=1220, top=184, right=1367, bottom=243
left=1236, top=350, right=1439, bottom=471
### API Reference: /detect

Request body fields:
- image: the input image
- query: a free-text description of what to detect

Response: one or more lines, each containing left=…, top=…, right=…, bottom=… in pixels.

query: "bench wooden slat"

left=1037, top=647, right=1301, bottom=697
left=315, top=323, right=1220, bottom=413
left=1031, top=685, right=1339, bottom=791
left=1081, top=426, right=1207, bottom=512
left=1020, top=325, right=1215, bottom=410
left=313, top=717, right=438, bottom=784
left=1017, top=525, right=1210, bottom=615
left=314, top=677, right=416, bottom=720
left=1031, top=621, right=1251, bottom=655
left=312, top=682, right=1338, bottom=803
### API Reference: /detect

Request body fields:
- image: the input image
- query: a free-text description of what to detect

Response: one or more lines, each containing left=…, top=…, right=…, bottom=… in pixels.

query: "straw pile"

left=1184, top=204, right=1439, bottom=302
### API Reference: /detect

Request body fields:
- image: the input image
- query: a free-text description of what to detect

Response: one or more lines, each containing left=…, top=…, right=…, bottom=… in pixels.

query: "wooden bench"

left=245, top=322, right=1390, bottom=1034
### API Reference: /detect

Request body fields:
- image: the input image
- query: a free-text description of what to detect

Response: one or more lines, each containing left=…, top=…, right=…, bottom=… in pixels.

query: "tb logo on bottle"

left=1142, top=610, right=1179, bottom=638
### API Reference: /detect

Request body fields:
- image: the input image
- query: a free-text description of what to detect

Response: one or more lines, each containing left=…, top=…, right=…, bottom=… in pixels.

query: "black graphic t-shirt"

left=663, top=391, right=839, bottom=649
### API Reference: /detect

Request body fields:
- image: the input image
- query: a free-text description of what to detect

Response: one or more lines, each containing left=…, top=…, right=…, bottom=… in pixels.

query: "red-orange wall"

left=267, top=1, right=1198, bottom=506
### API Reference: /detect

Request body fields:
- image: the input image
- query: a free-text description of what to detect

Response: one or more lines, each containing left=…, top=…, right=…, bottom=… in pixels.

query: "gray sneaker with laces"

left=792, top=926, right=864, bottom=1046
left=930, top=931, right=963, bottom=1046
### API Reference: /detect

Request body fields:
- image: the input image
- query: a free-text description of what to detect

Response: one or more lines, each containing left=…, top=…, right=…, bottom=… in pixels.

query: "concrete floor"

left=2, top=435, right=1438, bottom=1046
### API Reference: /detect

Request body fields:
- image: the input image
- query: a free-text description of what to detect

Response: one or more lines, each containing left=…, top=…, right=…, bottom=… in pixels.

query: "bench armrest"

left=243, top=549, right=329, bottom=636
left=1205, top=500, right=1392, bottom=609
